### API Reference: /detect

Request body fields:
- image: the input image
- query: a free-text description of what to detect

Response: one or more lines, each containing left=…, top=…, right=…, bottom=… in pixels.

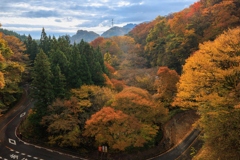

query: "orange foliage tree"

left=154, top=67, right=179, bottom=107
left=204, top=0, right=239, bottom=40
left=112, top=86, right=168, bottom=124
left=91, top=37, right=122, bottom=68
left=83, top=107, right=158, bottom=151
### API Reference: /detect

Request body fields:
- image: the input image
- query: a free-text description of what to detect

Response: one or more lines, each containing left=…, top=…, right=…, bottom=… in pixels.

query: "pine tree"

left=39, top=28, right=50, bottom=55
left=24, top=35, right=38, bottom=62
left=79, top=40, right=105, bottom=85
left=96, top=47, right=108, bottom=74
left=52, top=65, right=66, bottom=99
left=31, top=49, right=54, bottom=116
left=49, top=49, right=69, bottom=77
left=92, top=61, right=105, bottom=86
left=79, top=54, right=92, bottom=85
left=67, top=44, right=83, bottom=88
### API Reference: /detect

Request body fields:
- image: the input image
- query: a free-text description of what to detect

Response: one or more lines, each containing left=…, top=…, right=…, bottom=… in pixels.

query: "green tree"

left=49, top=49, right=69, bottom=78
left=24, top=35, right=38, bottom=62
left=52, top=65, right=66, bottom=99
left=39, top=28, right=50, bottom=55
left=79, top=40, right=105, bottom=85
left=68, top=44, right=93, bottom=88
left=31, top=49, right=54, bottom=115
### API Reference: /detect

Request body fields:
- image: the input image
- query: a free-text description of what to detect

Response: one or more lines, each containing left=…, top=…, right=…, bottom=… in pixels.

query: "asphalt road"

left=147, top=129, right=201, bottom=160
left=0, top=89, right=85, bottom=160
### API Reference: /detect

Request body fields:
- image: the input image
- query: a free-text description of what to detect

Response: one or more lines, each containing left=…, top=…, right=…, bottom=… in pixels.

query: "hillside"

left=0, top=28, right=27, bottom=41
left=128, top=0, right=240, bottom=73
left=101, top=24, right=136, bottom=38
left=70, top=30, right=100, bottom=43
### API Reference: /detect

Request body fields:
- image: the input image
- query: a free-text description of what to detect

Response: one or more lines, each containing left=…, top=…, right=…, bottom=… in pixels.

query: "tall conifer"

left=31, top=49, right=54, bottom=116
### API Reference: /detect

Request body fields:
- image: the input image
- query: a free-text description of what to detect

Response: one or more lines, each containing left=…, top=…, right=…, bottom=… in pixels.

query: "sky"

left=0, top=0, right=197, bottom=39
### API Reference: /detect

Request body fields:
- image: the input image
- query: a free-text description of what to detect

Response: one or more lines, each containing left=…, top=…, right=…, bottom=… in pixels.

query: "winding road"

left=147, top=129, right=200, bottom=160
left=0, top=89, right=85, bottom=160
left=0, top=88, right=200, bottom=160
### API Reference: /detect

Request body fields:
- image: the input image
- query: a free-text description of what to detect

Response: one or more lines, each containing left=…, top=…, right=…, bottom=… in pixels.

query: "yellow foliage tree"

left=112, top=86, right=168, bottom=124
left=0, top=33, right=26, bottom=114
left=41, top=98, right=81, bottom=147
left=173, top=27, right=240, bottom=159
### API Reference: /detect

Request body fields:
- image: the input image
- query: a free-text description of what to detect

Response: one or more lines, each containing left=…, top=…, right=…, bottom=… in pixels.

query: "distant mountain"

left=70, top=30, right=100, bottom=43
left=70, top=23, right=137, bottom=43
left=123, top=23, right=137, bottom=29
left=101, top=24, right=136, bottom=38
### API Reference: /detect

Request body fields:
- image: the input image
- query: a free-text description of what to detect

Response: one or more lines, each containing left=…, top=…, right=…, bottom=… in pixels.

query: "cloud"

left=21, top=10, right=60, bottom=18
left=55, top=19, right=62, bottom=22
left=0, top=0, right=197, bottom=39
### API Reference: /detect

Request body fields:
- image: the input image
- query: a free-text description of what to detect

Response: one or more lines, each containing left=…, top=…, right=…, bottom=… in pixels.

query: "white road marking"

left=10, top=154, right=18, bottom=159
left=34, top=146, right=41, bottom=149
left=46, top=149, right=53, bottom=152
left=19, top=112, right=26, bottom=118
left=8, top=139, right=16, bottom=145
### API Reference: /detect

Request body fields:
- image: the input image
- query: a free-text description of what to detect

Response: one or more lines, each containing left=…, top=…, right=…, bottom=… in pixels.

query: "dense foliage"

left=173, top=27, right=240, bottom=159
left=0, top=29, right=27, bottom=114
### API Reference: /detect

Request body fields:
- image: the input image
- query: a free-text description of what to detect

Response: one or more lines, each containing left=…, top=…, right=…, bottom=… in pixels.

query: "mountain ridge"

left=70, top=23, right=137, bottom=43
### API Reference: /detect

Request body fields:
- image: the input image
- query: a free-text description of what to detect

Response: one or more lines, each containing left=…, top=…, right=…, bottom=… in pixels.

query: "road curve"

left=147, top=129, right=201, bottom=160
left=0, top=88, right=86, bottom=160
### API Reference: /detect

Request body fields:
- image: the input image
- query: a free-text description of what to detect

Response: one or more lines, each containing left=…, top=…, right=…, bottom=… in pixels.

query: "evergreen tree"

left=49, top=49, right=69, bottom=77
left=31, top=49, right=54, bottom=116
left=67, top=44, right=83, bottom=88
left=24, top=35, right=38, bottom=62
left=96, top=47, right=108, bottom=75
left=92, top=61, right=105, bottom=86
left=52, top=65, right=66, bottom=99
left=39, top=28, right=50, bottom=55
left=79, top=40, right=105, bottom=85
left=79, top=53, right=92, bottom=85
left=57, top=35, right=72, bottom=55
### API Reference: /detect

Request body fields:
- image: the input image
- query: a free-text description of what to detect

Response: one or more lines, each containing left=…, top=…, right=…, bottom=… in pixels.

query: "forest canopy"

left=1, top=0, right=240, bottom=159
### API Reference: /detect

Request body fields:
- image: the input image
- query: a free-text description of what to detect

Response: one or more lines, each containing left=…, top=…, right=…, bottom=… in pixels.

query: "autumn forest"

left=0, top=0, right=240, bottom=159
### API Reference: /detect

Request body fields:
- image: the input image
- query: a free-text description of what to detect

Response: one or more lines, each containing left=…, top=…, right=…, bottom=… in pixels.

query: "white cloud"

left=117, top=1, right=131, bottom=7
left=0, top=0, right=197, bottom=39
